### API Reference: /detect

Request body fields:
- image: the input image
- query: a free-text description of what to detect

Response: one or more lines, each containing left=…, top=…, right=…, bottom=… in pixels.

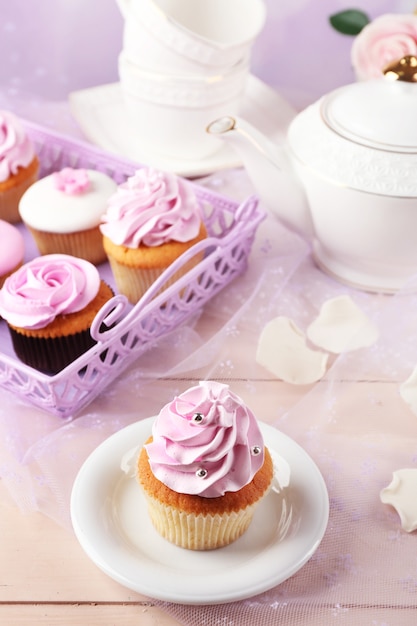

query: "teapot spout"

left=206, top=116, right=313, bottom=238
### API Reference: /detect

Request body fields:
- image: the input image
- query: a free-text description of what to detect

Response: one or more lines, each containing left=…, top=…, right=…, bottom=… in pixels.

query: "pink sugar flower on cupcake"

left=52, top=167, right=90, bottom=195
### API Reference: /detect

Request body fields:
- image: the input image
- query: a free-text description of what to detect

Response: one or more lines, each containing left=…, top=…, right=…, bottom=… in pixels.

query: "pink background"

left=2, top=5, right=417, bottom=624
left=0, top=0, right=415, bottom=111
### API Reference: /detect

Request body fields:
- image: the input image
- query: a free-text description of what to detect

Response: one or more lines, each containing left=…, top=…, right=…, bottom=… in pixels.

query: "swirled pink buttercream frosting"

left=145, top=381, right=265, bottom=498
left=0, top=254, right=100, bottom=329
left=100, top=167, right=202, bottom=248
left=0, top=110, right=36, bottom=183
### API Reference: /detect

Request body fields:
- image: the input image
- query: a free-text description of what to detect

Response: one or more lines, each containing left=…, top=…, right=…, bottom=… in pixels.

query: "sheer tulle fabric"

left=1, top=1, right=417, bottom=610
left=1, top=167, right=417, bottom=624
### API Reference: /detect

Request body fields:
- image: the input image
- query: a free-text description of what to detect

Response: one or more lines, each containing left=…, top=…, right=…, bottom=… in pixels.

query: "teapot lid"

left=322, top=56, right=417, bottom=153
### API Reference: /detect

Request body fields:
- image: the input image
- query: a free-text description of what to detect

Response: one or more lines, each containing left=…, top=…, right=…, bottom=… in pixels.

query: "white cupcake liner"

left=144, top=493, right=257, bottom=550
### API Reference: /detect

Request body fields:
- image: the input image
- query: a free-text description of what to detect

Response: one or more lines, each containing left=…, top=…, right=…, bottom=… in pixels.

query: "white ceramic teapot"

left=207, top=56, right=417, bottom=293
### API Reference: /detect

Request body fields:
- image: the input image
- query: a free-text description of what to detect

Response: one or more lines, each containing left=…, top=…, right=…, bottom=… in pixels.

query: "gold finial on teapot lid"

left=383, top=55, right=417, bottom=81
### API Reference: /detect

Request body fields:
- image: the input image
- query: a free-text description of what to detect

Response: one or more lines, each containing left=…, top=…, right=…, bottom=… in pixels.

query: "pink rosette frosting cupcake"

left=100, top=167, right=207, bottom=304
left=137, top=381, right=274, bottom=550
left=0, top=110, right=39, bottom=223
left=0, top=253, right=114, bottom=373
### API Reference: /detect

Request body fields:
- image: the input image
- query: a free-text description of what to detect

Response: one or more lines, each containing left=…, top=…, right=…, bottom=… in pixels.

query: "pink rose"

left=351, top=13, right=417, bottom=80
left=52, top=167, right=90, bottom=195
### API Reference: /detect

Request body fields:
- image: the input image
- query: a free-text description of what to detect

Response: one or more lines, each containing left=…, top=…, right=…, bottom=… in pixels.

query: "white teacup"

left=122, top=10, right=250, bottom=76
left=118, top=53, right=248, bottom=160
left=116, top=0, right=266, bottom=68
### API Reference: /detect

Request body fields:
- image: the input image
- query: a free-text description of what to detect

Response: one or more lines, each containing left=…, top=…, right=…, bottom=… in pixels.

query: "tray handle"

left=90, top=294, right=130, bottom=342
left=90, top=195, right=260, bottom=342
left=90, top=236, right=219, bottom=343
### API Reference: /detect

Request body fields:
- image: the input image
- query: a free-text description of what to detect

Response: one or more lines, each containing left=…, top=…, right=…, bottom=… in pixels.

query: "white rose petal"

left=400, top=366, right=417, bottom=415
left=256, top=316, right=328, bottom=385
left=307, top=295, right=379, bottom=354
left=380, top=469, right=417, bottom=532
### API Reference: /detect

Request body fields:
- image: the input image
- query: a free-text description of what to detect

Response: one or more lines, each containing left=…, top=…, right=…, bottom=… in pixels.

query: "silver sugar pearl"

left=196, top=468, right=208, bottom=479
left=192, top=412, right=204, bottom=423
left=251, top=445, right=262, bottom=456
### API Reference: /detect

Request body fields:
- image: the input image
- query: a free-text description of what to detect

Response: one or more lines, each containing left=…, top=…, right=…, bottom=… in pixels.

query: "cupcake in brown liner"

left=19, top=167, right=117, bottom=265
left=0, top=110, right=39, bottom=223
left=137, top=381, right=274, bottom=550
left=0, top=254, right=114, bottom=374
left=100, top=167, right=207, bottom=304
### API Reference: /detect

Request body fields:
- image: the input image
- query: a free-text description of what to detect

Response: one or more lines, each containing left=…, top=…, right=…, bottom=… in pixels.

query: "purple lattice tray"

left=0, top=120, right=265, bottom=417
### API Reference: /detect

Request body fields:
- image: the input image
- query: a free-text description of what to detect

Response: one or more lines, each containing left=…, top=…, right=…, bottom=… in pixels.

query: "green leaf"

left=329, top=9, right=370, bottom=36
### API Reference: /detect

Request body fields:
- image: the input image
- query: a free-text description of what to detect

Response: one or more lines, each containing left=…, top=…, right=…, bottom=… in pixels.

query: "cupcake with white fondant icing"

left=137, top=381, right=274, bottom=550
left=0, top=110, right=39, bottom=223
left=100, top=167, right=207, bottom=304
left=19, top=167, right=117, bottom=265
left=0, top=254, right=114, bottom=373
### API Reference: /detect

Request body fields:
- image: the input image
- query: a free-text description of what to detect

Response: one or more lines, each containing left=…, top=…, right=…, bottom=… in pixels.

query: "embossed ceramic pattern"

left=288, top=85, right=417, bottom=196
left=0, top=120, right=264, bottom=418
left=121, top=11, right=216, bottom=76
left=117, top=0, right=266, bottom=68
left=118, top=52, right=249, bottom=107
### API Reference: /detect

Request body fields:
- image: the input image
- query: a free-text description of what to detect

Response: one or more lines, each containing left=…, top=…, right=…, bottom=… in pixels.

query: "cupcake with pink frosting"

left=0, top=253, right=114, bottom=373
left=100, top=167, right=207, bottom=304
left=19, top=167, right=117, bottom=265
left=137, top=381, right=274, bottom=550
left=0, top=110, right=39, bottom=223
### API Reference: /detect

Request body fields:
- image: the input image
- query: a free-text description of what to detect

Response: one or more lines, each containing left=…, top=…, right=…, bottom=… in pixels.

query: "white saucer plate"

left=70, top=417, right=329, bottom=605
left=69, top=75, right=296, bottom=178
